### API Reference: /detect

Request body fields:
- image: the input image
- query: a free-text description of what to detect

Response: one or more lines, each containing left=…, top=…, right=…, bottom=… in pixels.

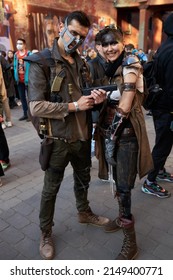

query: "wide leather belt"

left=121, top=127, right=135, bottom=137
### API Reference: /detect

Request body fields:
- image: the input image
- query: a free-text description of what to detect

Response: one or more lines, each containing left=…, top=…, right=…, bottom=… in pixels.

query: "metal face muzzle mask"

left=60, top=18, right=84, bottom=54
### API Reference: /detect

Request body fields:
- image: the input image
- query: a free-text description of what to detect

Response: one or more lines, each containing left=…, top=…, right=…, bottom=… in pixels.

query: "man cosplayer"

left=25, top=11, right=110, bottom=260
left=93, top=26, right=153, bottom=259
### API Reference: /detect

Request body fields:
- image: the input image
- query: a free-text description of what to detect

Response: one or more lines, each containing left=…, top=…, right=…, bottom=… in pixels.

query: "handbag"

left=39, top=137, right=54, bottom=171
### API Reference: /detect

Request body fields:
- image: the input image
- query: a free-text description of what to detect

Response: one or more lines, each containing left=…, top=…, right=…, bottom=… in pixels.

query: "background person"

left=0, top=51, right=13, bottom=129
left=0, top=64, right=10, bottom=172
left=6, top=50, right=19, bottom=108
left=142, top=13, right=173, bottom=196
left=13, top=38, right=31, bottom=121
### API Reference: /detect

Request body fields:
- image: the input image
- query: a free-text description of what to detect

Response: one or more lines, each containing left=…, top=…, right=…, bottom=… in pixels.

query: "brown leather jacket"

left=27, top=38, right=92, bottom=142
left=94, top=64, right=153, bottom=180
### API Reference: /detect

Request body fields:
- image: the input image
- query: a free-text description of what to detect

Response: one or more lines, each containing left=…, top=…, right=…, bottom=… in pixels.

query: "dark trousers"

left=17, top=82, right=28, bottom=117
left=0, top=122, right=9, bottom=163
left=113, top=136, right=138, bottom=218
left=147, top=110, right=173, bottom=182
left=39, top=139, right=91, bottom=232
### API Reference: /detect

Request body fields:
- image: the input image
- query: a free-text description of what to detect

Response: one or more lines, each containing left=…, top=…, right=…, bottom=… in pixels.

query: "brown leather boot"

left=104, top=217, right=120, bottom=232
left=39, top=230, right=55, bottom=260
left=115, top=216, right=138, bottom=260
left=78, top=207, right=110, bottom=227
left=104, top=192, right=123, bottom=233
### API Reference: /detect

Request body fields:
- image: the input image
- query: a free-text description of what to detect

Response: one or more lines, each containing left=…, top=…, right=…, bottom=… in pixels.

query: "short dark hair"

left=95, top=32, right=102, bottom=45
left=65, top=10, right=91, bottom=28
left=17, top=38, right=26, bottom=44
left=125, top=43, right=134, bottom=51
left=0, top=50, right=6, bottom=57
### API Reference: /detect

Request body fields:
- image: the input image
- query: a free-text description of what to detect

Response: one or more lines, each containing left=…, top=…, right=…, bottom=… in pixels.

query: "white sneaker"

left=6, top=121, right=13, bottom=127
left=0, top=178, right=2, bottom=187
left=2, top=123, right=6, bottom=129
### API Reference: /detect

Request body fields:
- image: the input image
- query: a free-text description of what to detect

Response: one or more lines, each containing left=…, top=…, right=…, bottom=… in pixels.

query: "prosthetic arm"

left=105, top=110, right=126, bottom=166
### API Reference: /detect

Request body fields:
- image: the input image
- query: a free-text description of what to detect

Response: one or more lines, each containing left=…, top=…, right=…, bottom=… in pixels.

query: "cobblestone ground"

left=0, top=106, right=173, bottom=260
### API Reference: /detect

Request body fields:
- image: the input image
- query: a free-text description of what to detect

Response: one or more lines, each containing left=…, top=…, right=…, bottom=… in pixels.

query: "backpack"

left=142, top=55, right=163, bottom=110
left=24, top=49, right=52, bottom=139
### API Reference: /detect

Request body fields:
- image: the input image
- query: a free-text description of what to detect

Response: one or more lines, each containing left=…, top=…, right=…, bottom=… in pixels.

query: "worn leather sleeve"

left=28, top=62, right=69, bottom=119
left=29, top=100, right=69, bottom=120
left=28, top=62, right=48, bottom=101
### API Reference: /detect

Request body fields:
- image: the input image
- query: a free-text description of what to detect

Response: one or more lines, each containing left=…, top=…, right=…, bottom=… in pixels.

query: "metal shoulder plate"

left=122, top=54, right=140, bottom=67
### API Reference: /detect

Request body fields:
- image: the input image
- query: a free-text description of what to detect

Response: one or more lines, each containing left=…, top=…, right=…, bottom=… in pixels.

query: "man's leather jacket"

left=25, top=38, right=92, bottom=142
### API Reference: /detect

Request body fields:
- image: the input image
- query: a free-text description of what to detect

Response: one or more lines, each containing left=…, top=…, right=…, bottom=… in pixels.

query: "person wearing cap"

left=142, top=13, right=173, bottom=197
left=93, top=26, right=153, bottom=260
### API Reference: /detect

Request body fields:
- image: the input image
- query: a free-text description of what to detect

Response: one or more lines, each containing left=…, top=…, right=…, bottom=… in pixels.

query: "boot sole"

left=39, top=248, right=55, bottom=260
left=115, top=250, right=138, bottom=260
left=104, top=227, right=121, bottom=233
left=131, top=250, right=138, bottom=260
left=79, top=221, right=108, bottom=227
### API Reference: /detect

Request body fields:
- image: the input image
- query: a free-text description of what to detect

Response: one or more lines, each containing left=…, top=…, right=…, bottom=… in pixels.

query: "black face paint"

left=102, top=41, right=118, bottom=47
left=101, top=32, right=122, bottom=47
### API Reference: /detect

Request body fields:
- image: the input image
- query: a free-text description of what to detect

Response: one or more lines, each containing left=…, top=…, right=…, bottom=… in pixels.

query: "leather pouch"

left=39, top=138, right=54, bottom=171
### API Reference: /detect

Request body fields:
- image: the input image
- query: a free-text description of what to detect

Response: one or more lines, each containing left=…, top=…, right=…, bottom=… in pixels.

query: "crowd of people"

left=0, top=37, right=32, bottom=186
left=0, top=10, right=173, bottom=260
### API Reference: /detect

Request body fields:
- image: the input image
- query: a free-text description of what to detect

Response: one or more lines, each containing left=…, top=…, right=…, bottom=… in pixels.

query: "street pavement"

left=0, top=105, right=173, bottom=260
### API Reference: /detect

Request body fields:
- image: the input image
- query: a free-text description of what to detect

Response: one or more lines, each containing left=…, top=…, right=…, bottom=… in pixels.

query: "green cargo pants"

left=39, top=139, right=91, bottom=232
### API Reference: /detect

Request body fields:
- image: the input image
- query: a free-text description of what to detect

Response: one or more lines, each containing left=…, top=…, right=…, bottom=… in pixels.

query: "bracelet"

left=73, top=101, right=80, bottom=112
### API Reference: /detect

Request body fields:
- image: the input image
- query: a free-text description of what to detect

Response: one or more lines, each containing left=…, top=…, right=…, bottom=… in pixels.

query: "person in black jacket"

left=142, top=13, right=173, bottom=198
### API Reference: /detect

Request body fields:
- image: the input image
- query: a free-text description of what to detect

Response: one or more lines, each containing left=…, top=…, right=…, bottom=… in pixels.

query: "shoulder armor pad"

left=122, top=54, right=140, bottom=67
left=23, top=48, right=55, bottom=66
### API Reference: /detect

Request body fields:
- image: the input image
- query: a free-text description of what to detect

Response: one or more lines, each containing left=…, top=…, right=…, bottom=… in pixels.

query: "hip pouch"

left=39, top=138, right=54, bottom=171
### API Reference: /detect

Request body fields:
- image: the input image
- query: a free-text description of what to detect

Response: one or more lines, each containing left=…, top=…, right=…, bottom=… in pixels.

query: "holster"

left=39, top=138, right=54, bottom=171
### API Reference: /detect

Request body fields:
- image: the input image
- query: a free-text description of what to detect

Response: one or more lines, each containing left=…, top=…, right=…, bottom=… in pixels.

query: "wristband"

left=73, top=101, right=80, bottom=112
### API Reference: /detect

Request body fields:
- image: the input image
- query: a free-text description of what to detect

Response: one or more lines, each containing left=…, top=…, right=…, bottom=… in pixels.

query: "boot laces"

left=121, top=230, right=136, bottom=257
left=89, top=213, right=99, bottom=222
left=42, top=231, right=52, bottom=246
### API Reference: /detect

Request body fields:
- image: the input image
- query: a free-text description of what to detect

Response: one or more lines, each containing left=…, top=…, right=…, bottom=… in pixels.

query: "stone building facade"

left=0, top=0, right=173, bottom=52
left=114, top=0, right=173, bottom=52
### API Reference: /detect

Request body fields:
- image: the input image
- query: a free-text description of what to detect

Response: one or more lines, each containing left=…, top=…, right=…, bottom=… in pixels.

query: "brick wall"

left=10, top=0, right=117, bottom=50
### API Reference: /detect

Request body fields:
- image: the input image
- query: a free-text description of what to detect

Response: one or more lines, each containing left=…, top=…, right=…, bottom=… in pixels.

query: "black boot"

left=115, top=216, right=138, bottom=260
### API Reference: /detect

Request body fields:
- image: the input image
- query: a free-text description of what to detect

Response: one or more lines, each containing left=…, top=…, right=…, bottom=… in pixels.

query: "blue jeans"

left=148, top=110, right=173, bottom=181
left=17, top=82, right=28, bottom=116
